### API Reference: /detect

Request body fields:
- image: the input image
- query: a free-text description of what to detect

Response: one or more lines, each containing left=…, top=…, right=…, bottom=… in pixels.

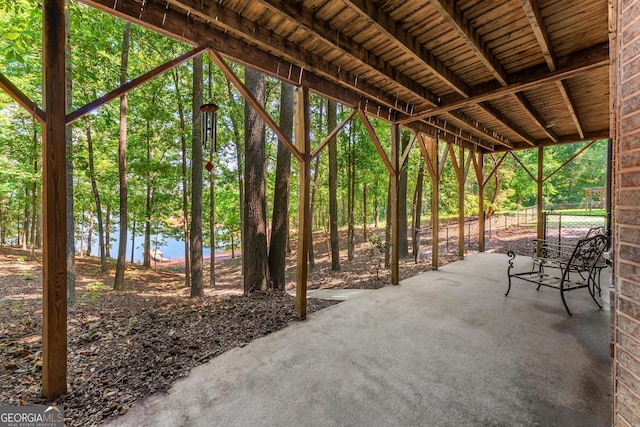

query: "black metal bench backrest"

left=563, top=234, right=608, bottom=275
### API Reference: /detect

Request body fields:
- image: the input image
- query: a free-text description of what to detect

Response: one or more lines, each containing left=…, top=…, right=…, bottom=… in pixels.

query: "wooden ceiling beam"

left=79, top=0, right=404, bottom=116
left=556, top=80, right=584, bottom=138
left=80, top=0, right=493, bottom=151
left=430, top=0, right=509, bottom=86
left=520, top=0, right=555, bottom=69
left=513, top=93, right=558, bottom=142
left=256, top=0, right=439, bottom=106
left=145, top=0, right=416, bottom=114
left=343, top=0, right=511, bottom=148
left=423, top=116, right=495, bottom=151
left=491, top=131, right=609, bottom=152
left=397, top=42, right=609, bottom=124
left=431, top=0, right=549, bottom=145
left=479, top=102, right=536, bottom=146
left=520, top=0, right=584, bottom=138
left=343, top=0, right=470, bottom=96
left=444, top=110, right=514, bottom=149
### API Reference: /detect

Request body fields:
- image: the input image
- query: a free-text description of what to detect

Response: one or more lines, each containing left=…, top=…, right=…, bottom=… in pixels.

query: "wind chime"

left=200, top=102, right=218, bottom=172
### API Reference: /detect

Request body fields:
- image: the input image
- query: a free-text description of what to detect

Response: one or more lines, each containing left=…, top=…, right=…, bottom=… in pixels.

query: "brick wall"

left=614, top=0, right=640, bottom=424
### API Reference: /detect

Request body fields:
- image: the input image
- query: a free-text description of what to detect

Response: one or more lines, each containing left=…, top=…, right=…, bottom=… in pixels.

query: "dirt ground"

left=0, top=226, right=536, bottom=426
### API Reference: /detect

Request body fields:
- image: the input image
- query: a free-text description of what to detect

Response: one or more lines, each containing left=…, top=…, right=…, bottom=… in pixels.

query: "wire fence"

left=413, top=206, right=606, bottom=266
left=542, top=212, right=607, bottom=246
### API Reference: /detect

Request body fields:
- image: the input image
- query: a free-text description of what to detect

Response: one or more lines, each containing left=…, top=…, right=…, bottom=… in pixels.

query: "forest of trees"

left=0, top=2, right=608, bottom=296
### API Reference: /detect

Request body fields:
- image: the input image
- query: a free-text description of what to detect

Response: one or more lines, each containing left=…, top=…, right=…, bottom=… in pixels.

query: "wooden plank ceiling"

left=79, top=0, right=610, bottom=153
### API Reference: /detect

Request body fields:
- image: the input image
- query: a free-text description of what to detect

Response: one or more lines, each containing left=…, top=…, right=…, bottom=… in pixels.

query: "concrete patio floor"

left=107, top=253, right=612, bottom=427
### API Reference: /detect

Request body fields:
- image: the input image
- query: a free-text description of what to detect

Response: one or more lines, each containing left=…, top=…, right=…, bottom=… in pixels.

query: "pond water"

left=78, top=232, right=213, bottom=264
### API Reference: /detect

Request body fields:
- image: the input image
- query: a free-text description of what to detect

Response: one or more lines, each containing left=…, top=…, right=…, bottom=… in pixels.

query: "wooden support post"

left=448, top=143, right=465, bottom=260
left=428, top=137, right=440, bottom=269
left=42, top=0, right=68, bottom=399
left=472, top=153, right=486, bottom=252
left=295, top=86, right=311, bottom=319
left=537, top=146, right=544, bottom=255
left=457, top=147, right=465, bottom=259
left=390, top=124, right=400, bottom=285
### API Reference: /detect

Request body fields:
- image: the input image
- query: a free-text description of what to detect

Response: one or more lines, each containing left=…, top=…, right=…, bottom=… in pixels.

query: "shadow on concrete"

left=107, top=253, right=611, bottom=427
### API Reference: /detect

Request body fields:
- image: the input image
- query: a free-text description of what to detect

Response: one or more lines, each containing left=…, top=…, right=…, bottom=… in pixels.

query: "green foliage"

left=0, top=2, right=608, bottom=257
left=84, top=280, right=107, bottom=302
left=366, top=233, right=388, bottom=279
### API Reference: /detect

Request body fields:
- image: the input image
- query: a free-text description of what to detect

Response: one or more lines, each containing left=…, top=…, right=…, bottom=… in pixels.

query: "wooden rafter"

left=80, top=0, right=493, bottom=150
left=342, top=0, right=470, bottom=96
left=513, top=93, right=558, bottom=142
left=542, top=140, right=597, bottom=183
left=430, top=0, right=540, bottom=147
left=400, top=132, right=418, bottom=172
left=358, top=109, right=394, bottom=175
left=255, top=0, right=507, bottom=150
left=482, top=152, right=509, bottom=188
left=447, top=110, right=513, bottom=149
left=67, top=45, right=207, bottom=124
left=519, top=0, right=584, bottom=138
left=0, top=72, right=45, bottom=123
left=422, top=117, right=494, bottom=150
left=431, top=0, right=509, bottom=86
left=256, top=0, right=438, bottom=106
left=397, top=44, right=608, bottom=125
left=556, top=82, right=584, bottom=139
left=519, top=0, right=555, bottom=68
left=509, top=151, right=537, bottom=182
left=77, top=0, right=609, bottom=153
left=479, top=102, right=536, bottom=146
left=311, top=108, right=357, bottom=159
left=208, top=49, right=303, bottom=162
left=80, top=0, right=403, bottom=118
left=417, top=134, right=438, bottom=180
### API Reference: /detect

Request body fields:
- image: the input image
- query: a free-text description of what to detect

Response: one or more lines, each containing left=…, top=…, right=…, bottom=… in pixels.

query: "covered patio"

left=6, top=0, right=640, bottom=423
left=106, top=253, right=612, bottom=426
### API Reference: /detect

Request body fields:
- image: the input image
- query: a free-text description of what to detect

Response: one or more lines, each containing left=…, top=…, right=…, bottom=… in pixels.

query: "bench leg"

left=506, top=252, right=515, bottom=297
left=588, top=275, right=603, bottom=311
left=560, top=287, right=572, bottom=316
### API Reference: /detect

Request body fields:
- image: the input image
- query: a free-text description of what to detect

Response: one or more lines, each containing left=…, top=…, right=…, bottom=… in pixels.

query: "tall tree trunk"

left=114, top=21, right=131, bottom=291
left=363, top=184, right=367, bottom=241
left=22, top=188, right=30, bottom=250
left=130, top=220, right=136, bottom=263
left=412, top=163, right=425, bottom=262
left=242, top=67, right=269, bottom=294
left=308, top=155, right=320, bottom=270
left=398, top=131, right=409, bottom=257
left=190, top=54, right=204, bottom=297
left=268, top=82, right=293, bottom=291
left=172, top=68, right=191, bottom=288
left=226, top=79, right=244, bottom=257
left=78, top=212, right=84, bottom=257
left=347, top=125, right=355, bottom=261
left=143, top=120, right=152, bottom=269
left=105, top=206, right=111, bottom=259
left=30, top=131, right=38, bottom=255
left=384, top=178, right=391, bottom=268
left=328, top=100, right=340, bottom=271
left=374, top=179, right=379, bottom=229
left=86, top=208, right=93, bottom=257
left=65, top=0, right=76, bottom=303
left=86, top=118, right=107, bottom=272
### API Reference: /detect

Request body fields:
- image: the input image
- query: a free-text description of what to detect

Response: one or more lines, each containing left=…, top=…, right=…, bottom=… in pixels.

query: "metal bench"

left=506, top=234, right=608, bottom=316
